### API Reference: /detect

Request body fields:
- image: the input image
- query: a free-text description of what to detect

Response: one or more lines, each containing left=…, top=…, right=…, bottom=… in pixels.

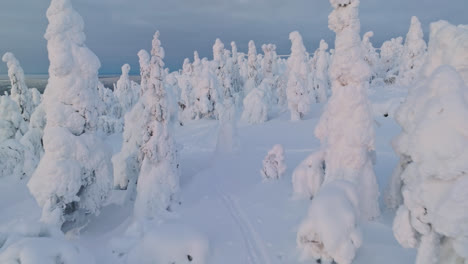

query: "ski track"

left=219, top=193, right=273, bottom=264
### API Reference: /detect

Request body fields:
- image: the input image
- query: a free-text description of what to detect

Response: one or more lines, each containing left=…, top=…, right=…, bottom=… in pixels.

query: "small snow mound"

left=297, top=180, right=361, bottom=264
left=115, top=222, right=210, bottom=264
left=261, top=144, right=286, bottom=180
left=0, top=221, right=95, bottom=264
left=292, top=151, right=325, bottom=200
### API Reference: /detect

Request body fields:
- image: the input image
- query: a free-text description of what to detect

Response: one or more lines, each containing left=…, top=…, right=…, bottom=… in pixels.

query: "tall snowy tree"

left=230, top=41, right=243, bottom=100
left=112, top=50, right=151, bottom=193
left=28, top=0, right=113, bottom=231
left=312, top=40, right=330, bottom=103
left=361, top=32, right=380, bottom=81
left=245, top=40, right=260, bottom=95
left=115, top=64, right=139, bottom=115
left=398, top=16, right=427, bottom=86
left=134, top=31, right=180, bottom=220
left=212, top=39, right=233, bottom=100
left=287, top=31, right=312, bottom=121
left=0, top=95, right=27, bottom=179
left=392, top=66, right=468, bottom=264
left=317, top=0, right=379, bottom=219
left=2, top=52, right=38, bottom=122
left=379, top=36, right=404, bottom=84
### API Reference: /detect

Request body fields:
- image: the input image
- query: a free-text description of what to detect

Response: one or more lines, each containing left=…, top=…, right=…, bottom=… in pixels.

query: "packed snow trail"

left=219, top=192, right=273, bottom=264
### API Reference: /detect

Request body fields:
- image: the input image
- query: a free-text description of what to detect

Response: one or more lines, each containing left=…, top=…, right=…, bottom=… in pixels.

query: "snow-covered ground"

left=0, top=89, right=416, bottom=263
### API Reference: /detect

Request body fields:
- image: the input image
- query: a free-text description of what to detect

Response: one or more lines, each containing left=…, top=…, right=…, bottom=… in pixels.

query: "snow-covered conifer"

left=261, top=144, right=286, bottom=180
left=115, top=64, right=139, bottom=114
left=241, top=81, right=270, bottom=124
left=27, top=0, right=113, bottom=230
left=399, top=16, right=427, bottom=86
left=212, top=39, right=233, bottom=100
left=297, top=180, right=362, bottom=264
left=0, top=95, right=27, bottom=179
left=392, top=65, right=468, bottom=264
left=230, top=41, right=243, bottom=98
left=245, top=40, right=260, bottom=95
left=20, top=104, right=46, bottom=179
left=313, top=0, right=380, bottom=220
left=177, top=58, right=195, bottom=121
left=193, top=59, right=220, bottom=119
left=2, top=52, right=37, bottom=122
left=379, top=37, right=403, bottom=84
left=287, top=31, right=312, bottom=120
left=112, top=50, right=151, bottom=193
left=97, top=82, right=123, bottom=134
left=361, top=32, right=379, bottom=81
left=312, top=40, right=330, bottom=103
left=132, top=31, right=180, bottom=220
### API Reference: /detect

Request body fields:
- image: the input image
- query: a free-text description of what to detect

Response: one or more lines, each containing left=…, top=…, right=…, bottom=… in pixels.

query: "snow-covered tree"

left=245, top=40, right=260, bottom=95
left=177, top=58, right=195, bottom=121
left=361, top=32, right=380, bottom=81
left=131, top=31, right=180, bottom=220
left=287, top=31, right=312, bottom=121
left=97, top=82, right=123, bottom=134
left=399, top=16, right=427, bottom=86
left=241, top=81, right=270, bottom=124
left=0, top=95, right=27, bottom=179
left=212, top=39, right=233, bottom=100
left=312, top=40, right=330, bottom=103
left=20, top=103, right=46, bottom=179
left=113, top=50, right=151, bottom=193
left=297, top=180, right=362, bottom=264
left=193, top=59, right=220, bottom=119
left=27, top=0, right=113, bottom=231
left=379, top=36, right=403, bottom=84
left=115, top=64, right=139, bottom=114
left=312, top=0, right=380, bottom=220
left=261, top=144, right=286, bottom=180
left=230, top=41, right=243, bottom=99
left=2, top=52, right=39, bottom=122
left=392, top=66, right=468, bottom=264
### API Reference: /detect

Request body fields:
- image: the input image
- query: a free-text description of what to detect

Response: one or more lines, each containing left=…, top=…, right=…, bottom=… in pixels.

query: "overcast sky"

left=0, top=0, right=466, bottom=75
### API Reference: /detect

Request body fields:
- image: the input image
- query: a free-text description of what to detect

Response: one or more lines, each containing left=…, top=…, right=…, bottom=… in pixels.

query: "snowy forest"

left=0, top=0, right=467, bottom=263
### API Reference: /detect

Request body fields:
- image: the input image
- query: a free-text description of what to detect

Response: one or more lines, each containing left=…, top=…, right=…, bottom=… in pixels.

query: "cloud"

left=0, top=0, right=466, bottom=74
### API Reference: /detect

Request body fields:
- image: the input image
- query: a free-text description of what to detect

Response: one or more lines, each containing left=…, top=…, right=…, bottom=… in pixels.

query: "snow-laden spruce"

left=132, top=31, right=181, bottom=220
left=2, top=52, right=40, bottom=122
left=390, top=21, right=468, bottom=264
left=20, top=103, right=46, bottom=179
left=113, top=50, right=151, bottom=193
left=379, top=36, right=403, bottom=85
left=97, top=81, right=123, bottom=134
left=115, top=64, right=140, bottom=115
left=0, top=95, right=27, bottom=179
left=421, top=20, right=468, bottom=85
left=386, top=20, right=468, bottom=210
left=177, top=58, right=196, bottom=122
left=230, top=41, right=244, bottom=103
left=261, top=144, right=286, bottom=180
left=361, top=32, right=379, bottom=81
left=392, top=65, right=468, bottom=264
left=241, top=79, right=272, bottom=124
left=314, top=0, right=380, bottom=219
left=212, top=39, right=233, bottom=100
left=297, top=180, right=362, bottom=264
left=192, top=59, right=220, bottom=119
left=245, top=40, right=260, bottom=95
left=398, top=16, right=427, bottom=86
left=28, top=0, right=113, bottom=230
left=287, top=31, right=312, bottom=121
left=312, top=40, right=330, bottom=103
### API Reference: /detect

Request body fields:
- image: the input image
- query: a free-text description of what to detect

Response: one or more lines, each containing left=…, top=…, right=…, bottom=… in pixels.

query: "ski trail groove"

left=220, top=193, right=273, bottom=264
